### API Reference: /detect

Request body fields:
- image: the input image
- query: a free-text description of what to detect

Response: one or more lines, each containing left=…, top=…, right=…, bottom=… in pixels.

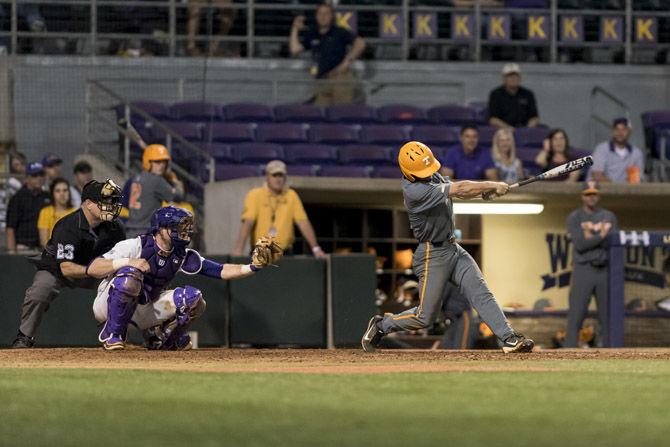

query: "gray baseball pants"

left=379, top=242, right=514, bottom=341
left=565, top=263, right=608, bottom=348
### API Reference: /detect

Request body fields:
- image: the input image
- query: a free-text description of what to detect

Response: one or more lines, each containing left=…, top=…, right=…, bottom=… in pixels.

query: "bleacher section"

left=117, top=101, right=592, bottom=182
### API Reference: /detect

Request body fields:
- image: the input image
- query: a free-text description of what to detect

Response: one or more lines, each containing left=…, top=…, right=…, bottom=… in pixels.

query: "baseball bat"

left=117, top=118, right=147, bottom=149
left=482, top=155, right=593, bottom=201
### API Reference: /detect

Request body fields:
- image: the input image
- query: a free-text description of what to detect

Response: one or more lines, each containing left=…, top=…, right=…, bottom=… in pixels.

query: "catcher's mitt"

left=251, top=236, right=282, bottom=268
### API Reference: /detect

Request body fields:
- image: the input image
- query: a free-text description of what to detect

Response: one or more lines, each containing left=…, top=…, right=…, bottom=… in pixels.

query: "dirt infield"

left=1, top=348, right=669, bottom=374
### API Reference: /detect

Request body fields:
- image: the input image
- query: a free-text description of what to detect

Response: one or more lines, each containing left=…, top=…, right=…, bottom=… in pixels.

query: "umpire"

left=565, top=181, right=618, bottom=348
left=12, top=179, right=126, bottom=348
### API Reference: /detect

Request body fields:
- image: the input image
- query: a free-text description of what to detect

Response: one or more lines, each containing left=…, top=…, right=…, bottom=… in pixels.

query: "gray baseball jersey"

left=402, top=173, right=454, bottom=243
left=126, top=171, right=182, bottom=236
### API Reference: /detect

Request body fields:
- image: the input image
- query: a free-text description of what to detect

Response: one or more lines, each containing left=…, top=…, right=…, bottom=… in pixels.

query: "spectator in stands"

left=187, top=0, right=238, bottom=57
left=6, top=151, right=27, bottom=200
left=42, top=153, right=63, bottom=188
left=491, top=128, right=523, bottom=183
left=441, top=124, right=499, bottom=181
left=5, top=162, right=50, bottom=254
left=289, top=2, right=366, bottom=106
left=589, top=117, right=645, bottom=184
left=565, top=181, right=618, bottom=348
left=488, top=63, right=540, bottom=129
left=126, top=144, right=185, bottom=237
left=0, top=4, right=46, bottom=52
left=70, top=161, right=93, bottom=208
left=233, top=160, right=327, bottom=258
left=535, top=128, right=580, bottom=182
left=37, top=178, right=76, bottom=248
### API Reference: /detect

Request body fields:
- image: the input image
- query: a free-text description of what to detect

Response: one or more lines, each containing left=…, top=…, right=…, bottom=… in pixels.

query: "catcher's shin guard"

left=99, top=267, right=144, bottom=350
left=145, top=286, right=206, bottom=350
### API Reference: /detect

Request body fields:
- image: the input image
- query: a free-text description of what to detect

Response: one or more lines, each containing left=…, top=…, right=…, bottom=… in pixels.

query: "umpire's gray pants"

left=18, top=269, right=98, bottom=338
left=379, top=242, right=514, bottom=341
left=565, top=263, right=608, bottom=348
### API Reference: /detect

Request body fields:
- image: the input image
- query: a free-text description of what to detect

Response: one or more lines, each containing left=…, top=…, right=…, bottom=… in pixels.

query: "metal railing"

left=0, top=0, right=667, bottom=63
left=589, top=85, right=629, bottom=149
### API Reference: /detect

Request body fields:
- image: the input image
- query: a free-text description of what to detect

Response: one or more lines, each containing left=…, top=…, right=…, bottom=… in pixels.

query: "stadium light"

left=453, top=202, right=544, bottom=215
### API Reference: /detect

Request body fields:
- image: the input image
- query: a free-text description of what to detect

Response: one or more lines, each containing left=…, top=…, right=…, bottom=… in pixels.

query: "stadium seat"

left=338, top=145, right=392, bottom=166
left=205, top=123, right=255, bottom=143
left=410, top=125, right=460, bottom=147
left=516, top=146, right=540, bottom=169
left=373, top=166, right=402, bottom=179
left=308, top=124, right=360, bottom=144
left=642, top=110, right=670, bottom=157
left=286, top=165, right=318, bottom=176
left=153, top=122, right=202, bottom=142
left=376, top=104, right=427, bottom=124
left=467, top=101, right=490, bottom=124
left=215, top=164, right=261, bottom=181
left=116, top=101, right=171, bottom=123
left=224, top=102, right=274, bottom=122
left=284, top=144, right=338, bottom=165
left=200, top=143, right=235, bottom=162
left=359, top=125, right=409, bottom=146
left=325, top=104, right=377, bottom=123
left=232, top=142, right=283, bottom=164
left=274, top=104, right=324, bottom=122
left=256, top=123, right=308, bottom=144
left=170, top=101, right=223, bottom=122
left=505, top=0, right=548, bottom=7
left=515, top=127, right=551, bottom=148
left=427, top=105, right=477, bottom=125
left=319, top=166, right=371, bottom=178
left=478, top=126, right=498, bottom=147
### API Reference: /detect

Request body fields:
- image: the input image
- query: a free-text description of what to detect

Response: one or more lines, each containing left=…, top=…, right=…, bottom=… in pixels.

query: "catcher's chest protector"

left=139, top=234, right=185, bottom=302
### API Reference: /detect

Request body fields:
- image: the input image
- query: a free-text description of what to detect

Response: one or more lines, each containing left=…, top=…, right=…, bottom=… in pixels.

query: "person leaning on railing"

left=289, top=2, right=365, bottom=106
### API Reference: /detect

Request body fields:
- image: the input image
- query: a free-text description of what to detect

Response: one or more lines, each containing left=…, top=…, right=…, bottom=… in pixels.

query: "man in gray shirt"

left=565, top=181, right=618, bottom=347
left=126, top=144, right=184, bottom=237
left=589, top=117, right=645, bottom=183
left=362, top=141, right=534, bottom=354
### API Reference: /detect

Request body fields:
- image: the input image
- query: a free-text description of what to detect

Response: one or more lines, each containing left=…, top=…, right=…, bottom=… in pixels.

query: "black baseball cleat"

left=11, top=332, right=35, bottom=349
left=502, top=332, right=534, bottom=354
left=361, top=315, right=384, bottom=353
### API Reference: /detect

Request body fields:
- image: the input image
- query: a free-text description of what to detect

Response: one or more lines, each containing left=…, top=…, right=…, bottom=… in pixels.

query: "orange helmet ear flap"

left=397, top=141, right=440, bottom=182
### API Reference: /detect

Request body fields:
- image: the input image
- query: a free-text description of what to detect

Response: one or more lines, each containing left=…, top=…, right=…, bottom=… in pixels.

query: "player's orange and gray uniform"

left=565, top=207, right=618, bottom=347
left=378, top=172, right=515, bottom=340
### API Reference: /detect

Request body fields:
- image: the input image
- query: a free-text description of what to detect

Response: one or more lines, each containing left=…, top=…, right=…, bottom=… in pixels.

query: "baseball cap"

left=502, top=63, right=521, bottom=76
left=73, top=160, right=92, bottom=174
left=41, top=153, right=63, bottom=167
left=265, top=160, right=287, bottom=175
left=612, top=117, right=631, bottom=128
left=25, top=161, right=45, bottom=176
left=582, top=180, right=600, bottom=195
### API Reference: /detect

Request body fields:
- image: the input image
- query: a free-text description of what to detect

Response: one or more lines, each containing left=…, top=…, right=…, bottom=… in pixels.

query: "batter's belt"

left=423, top=235, right=457, bottom=247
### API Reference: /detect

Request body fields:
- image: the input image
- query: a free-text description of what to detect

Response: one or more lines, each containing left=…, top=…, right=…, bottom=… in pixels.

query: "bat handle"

left=481, top=182, right=519, bottom=201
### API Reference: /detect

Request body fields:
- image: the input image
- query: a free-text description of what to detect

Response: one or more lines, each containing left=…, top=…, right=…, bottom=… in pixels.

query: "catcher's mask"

left=81, top=179, right=123, bottom=221
left=150, top=206, right=195, bottom=245
left=397, top=141, right=441, bottom=182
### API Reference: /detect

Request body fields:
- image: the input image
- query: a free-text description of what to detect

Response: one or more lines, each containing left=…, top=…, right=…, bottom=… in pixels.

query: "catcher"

left=87, top=205, right=281, bottom=351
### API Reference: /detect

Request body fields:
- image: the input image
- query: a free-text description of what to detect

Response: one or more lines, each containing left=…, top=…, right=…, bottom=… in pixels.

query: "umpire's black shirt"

left=35, top=209, right=126, bottom=286
left=6, top=185, right=50, bottom=248
left=301, top=25, right=355, bottom=78
left=487, top=85, right=539, bottom=128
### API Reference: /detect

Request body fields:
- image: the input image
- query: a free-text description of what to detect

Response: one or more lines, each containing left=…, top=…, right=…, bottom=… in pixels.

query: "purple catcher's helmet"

left=150, top=206, right=195, bottom=244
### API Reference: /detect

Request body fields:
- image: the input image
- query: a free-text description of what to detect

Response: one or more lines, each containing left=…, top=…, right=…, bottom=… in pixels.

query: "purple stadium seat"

left=339, top=145, right=392, bottom=165
left=377, top=104, right=427, bottom=124
left=515, top=127, right=551, bottom=148
left=373, top=166, right=402, bottom=179
left=516, top=146, right=540, bottom=169
left=319, top=166, right=371, bottom=178
left=478, top=126, right=498, bottom=147
left=427, top=105, right=477, bottom=125
left=325, top=104, right=377, bottom=123
left=170, top=101, right=223, bottom=122
left=642, top=110, right=670, bottom=158
left=410, top=125, right=460, bottom=147
left=274, top=104, right=324, bottom=122
left=256, top=123, right=308, bottom=144
left=205, top=123, right=255, bottom=143
left=232, top=142, right=284, bottom=164
left=284, top=144, right=338, bottom=165
left=286, top=165, right=318, bottom=176
left=308, top=124, right=360, bottom=144
left=505, top=0, right=547, bottom=7
left=224, top=102, right=274, bottom=122
left=153, top=122, right=202, bottom=142
left=571, top=148, right=591, bottom=159
left=360, top=125, right=409, bottom=146
left=200, top=143, right=234, bottom=162
left=215, top=164, right=261, bottom=181
left=468, top=101, right=489, bottom=124
left=116, top=101, right=171, bottom=123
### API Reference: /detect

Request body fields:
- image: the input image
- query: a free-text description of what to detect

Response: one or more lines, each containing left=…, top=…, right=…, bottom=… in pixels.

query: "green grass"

left=1, top=360, right=669, bottom=447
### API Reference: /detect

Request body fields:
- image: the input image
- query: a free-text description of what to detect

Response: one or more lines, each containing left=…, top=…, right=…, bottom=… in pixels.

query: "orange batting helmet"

left=398, top=141, right=441, bottom=182
left=142, top=144, right=171, bottom=171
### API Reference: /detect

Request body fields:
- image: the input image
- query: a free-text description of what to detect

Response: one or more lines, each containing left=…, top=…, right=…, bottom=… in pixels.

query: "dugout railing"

left=0, top=0, right=669, bottom=64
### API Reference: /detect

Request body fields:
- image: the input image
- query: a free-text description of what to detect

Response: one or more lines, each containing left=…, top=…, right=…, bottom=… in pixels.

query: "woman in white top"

left=491, top=128, right=523, bottom=184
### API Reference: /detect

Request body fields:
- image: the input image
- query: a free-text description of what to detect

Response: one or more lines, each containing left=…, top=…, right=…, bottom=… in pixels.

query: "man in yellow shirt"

left=233, top=160, right=326, bottom=258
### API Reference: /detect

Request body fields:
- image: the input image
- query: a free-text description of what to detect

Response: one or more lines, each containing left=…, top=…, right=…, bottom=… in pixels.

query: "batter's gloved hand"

left=251, top=236, right=283, bottom=268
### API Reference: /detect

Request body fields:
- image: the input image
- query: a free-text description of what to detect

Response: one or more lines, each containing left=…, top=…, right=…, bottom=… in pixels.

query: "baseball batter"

left=362, top=141, right=534, bottom=354
left=87, top=205, right=281, bottom=350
